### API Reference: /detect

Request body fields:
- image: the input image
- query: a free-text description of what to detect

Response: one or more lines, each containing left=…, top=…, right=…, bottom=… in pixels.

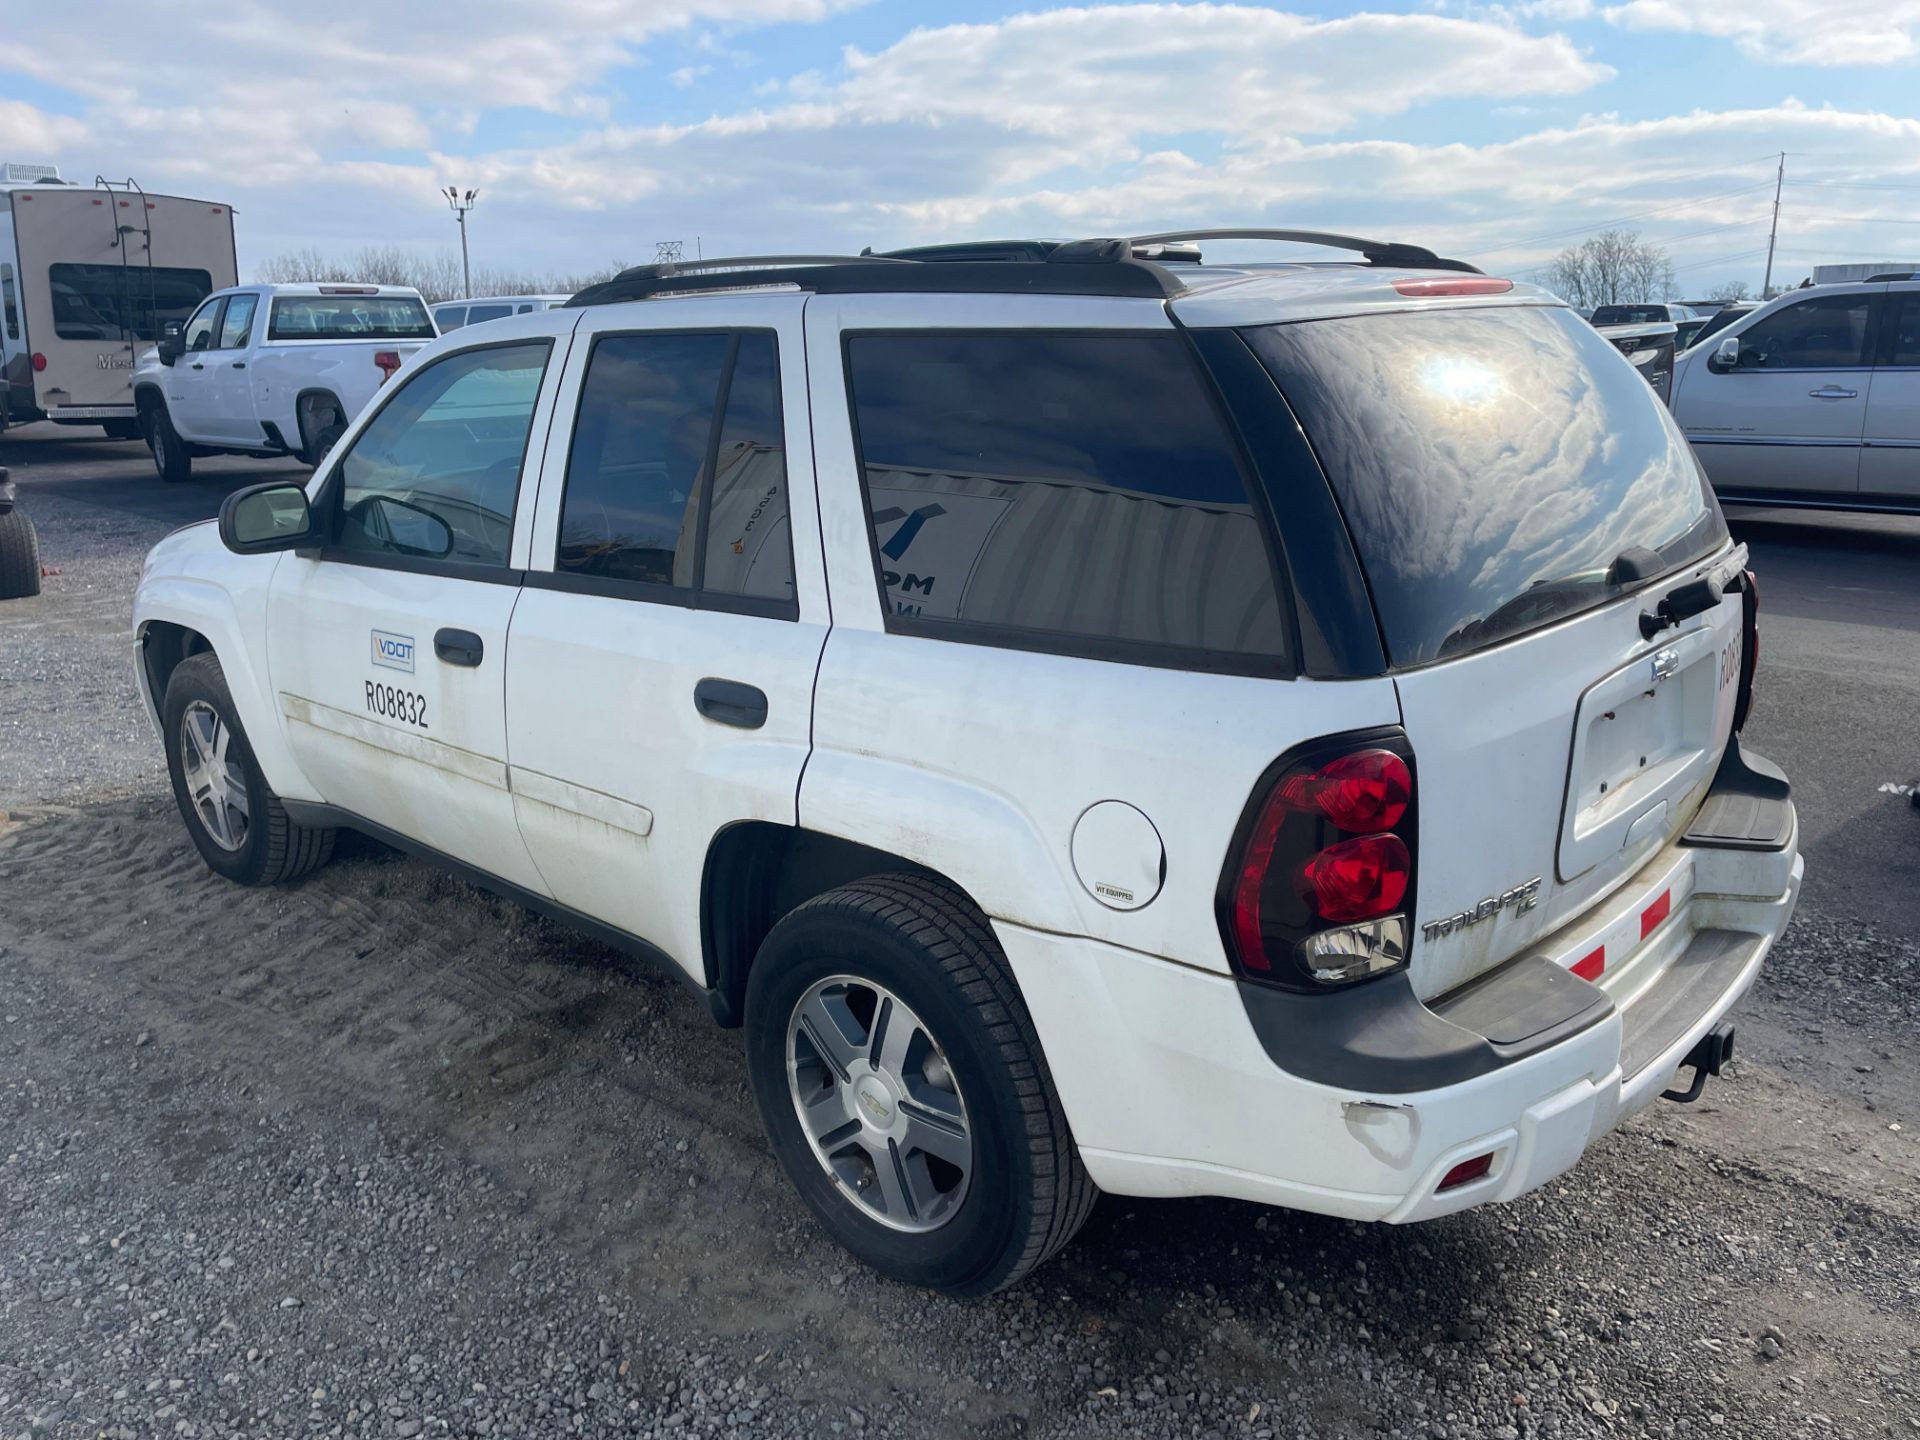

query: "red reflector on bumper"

left=1438, top=1153, right=1494, bottom=1191
left=1571, top=947, right=1605, bottom=982
left=1641, top=891, right=1672, bottom=940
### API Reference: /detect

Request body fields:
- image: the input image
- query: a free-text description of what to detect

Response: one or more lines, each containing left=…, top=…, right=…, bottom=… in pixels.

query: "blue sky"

left=4, top=1, right=1920, bottom=295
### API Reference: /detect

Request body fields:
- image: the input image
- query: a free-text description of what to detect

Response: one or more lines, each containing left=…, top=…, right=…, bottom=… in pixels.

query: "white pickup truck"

left=132, top=283, right=436, bottom=482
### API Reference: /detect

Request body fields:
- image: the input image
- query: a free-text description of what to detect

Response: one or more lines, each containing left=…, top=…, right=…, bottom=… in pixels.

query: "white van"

left=431, top=294, right=567, bottom=332
left=1670, top=276, right=1920, bottom=512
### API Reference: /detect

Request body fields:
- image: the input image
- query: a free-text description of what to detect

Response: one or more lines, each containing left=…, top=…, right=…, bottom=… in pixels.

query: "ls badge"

left=371, top=629, right=416, bottom=674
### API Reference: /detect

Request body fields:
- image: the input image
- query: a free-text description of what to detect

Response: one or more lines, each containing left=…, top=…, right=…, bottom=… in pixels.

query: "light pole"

left=443, top=186, right=477, bottom=299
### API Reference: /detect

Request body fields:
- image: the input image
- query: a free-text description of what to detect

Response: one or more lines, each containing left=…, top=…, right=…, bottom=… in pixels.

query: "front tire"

left=162, top=653, right=334, bottom=885
left=745, top=875, right=1098, bottom=1295
left=0, top=506, right=40, bottom=600
left=144, top=405, right=192, bottom=484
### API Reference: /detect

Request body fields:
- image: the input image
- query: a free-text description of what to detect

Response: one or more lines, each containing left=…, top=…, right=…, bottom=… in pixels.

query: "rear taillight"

left=31, top=352, right=47, bottom=372
left=1732, top=568, right=1759, bottom=732
left=373, top=350, right=403, bottom=383
left=1220, top=732, right=1418, bottom=990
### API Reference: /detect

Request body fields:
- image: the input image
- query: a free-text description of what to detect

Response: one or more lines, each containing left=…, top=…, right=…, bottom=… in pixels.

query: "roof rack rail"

left=568, top=244, right=1181, bottom=305
left=1128, top=228, right=1482, bottom=275
left=1865, top=271, right=1920, bottom=283
left=566, top=226, right=1481, bottom=306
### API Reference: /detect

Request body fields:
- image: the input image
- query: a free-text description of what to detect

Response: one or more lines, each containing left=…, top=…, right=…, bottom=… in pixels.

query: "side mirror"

left=219, top=481, right=315, bottom=554
left=1707, top=336, right=1742, bottom=373
left=156, top=320, right=184, bottom=366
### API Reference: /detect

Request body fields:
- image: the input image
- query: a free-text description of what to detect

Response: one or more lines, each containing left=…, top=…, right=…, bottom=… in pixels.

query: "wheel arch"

left=133, top=382, right=167, bottom=417
left=136, top=580, right=323, bottom=806
left=294, top=387, right=345, bottom=449
left=700, top=822, right=970, bottom=1028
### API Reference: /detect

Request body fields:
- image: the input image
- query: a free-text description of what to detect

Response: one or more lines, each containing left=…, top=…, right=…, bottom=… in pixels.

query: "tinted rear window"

left=845, top=331, right=1288, bottom=672
left=1246, top=305, right=1725, bottom=667
left=48, top=263, right=213, bottom=341
left=268, top=294, right=434, bottom=340
left=1592, top=305, right=1669, bottom=325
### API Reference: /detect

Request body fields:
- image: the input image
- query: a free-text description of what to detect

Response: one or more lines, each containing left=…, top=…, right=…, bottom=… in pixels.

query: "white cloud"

left=672, top=66, right=714, bottom=88
left=0, top=99, right=89, bottom=159
left=1600, top=0, right=1920, bottom=65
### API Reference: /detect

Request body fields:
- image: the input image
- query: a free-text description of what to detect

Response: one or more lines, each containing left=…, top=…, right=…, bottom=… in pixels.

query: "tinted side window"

left=217, top=294, right=258, bottom=349
left=184, top=298, right=224, bottom=352
left=844, top=332, right=1286, bottom=669
left=1734, top=294, right=1872, bottom=369
left=557, top=333, right=731, bottom=586
left=333, top=341, right=551, bottom=569
left=700, top=333, right=796, bottom=605
left=466, top=304, right=513, bottom=326
left=1888, top=294, right=1920, bottom=367
left=47, top=263, right=212, bottom=341
left=437, top=307, right=467, bottom=331
left=1, top=263, right=18, bottom=340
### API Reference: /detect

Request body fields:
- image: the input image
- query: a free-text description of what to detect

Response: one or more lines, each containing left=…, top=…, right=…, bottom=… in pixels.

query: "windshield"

left=1244, top=304, right=1726, bottom=666
left=268, top=294, right=434, bottom=341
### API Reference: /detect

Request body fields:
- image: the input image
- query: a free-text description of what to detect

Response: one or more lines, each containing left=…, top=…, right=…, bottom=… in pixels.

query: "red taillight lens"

left=1302, top=833, right=1410, bottom=923
left=1222, top=733, right=1418, bottom=989
left=31, top=352, right=47, bottom=372
left=1733, top=569, right=1759, bottom=731
left=374, top=350, right=402, bottom=383
left=1438, top=1153, right=1494, bottom=1191
left=1281, top=749, right=1411, bottom=833
left=1392, top=277, right=1514, bottom=297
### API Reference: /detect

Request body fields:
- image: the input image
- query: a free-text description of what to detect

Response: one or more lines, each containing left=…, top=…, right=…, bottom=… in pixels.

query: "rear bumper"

left=1002, top=752, right=1801, bottom=1222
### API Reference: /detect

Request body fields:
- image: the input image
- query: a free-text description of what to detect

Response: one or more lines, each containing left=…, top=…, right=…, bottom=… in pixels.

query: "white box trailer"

left=0, top=165, right=237, bottom=435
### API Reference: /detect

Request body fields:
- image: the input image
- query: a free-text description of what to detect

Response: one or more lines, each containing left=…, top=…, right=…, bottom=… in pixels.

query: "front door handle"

left=694, top=677, right=768, bottom=729
left=434, top=627, right=484, bottom=667
left=1807, top=385, right=1858, bottom=399
left=231, top=361, right=246, bottom=369
left=189, top=361, right=205, bottom=370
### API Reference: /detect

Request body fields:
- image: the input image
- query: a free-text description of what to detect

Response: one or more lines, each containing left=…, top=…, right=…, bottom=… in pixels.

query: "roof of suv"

left=565, top=229, right=1555, bottom=328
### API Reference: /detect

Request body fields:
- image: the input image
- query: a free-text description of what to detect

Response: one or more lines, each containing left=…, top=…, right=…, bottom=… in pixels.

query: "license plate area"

left=1560, top=626, right=1723, bottom=883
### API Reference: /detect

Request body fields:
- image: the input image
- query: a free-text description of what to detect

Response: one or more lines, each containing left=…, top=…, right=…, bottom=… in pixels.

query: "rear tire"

left=162, top=652, right=334, bottom=885
left=744, top=874, right=1098, bottom=1295
left=301, top=401, right=346, bottom=468
left=144, top=405, right=192, bottom=484
left=0, top=507, right=41, bottom=600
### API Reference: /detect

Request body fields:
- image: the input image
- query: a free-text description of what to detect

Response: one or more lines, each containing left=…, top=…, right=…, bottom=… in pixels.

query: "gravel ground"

left=1, top=430, right=1916, bottom=1439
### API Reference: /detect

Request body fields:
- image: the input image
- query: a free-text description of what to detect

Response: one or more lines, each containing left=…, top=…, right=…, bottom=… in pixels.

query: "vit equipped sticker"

left=371, top=629, right=416, bottom=674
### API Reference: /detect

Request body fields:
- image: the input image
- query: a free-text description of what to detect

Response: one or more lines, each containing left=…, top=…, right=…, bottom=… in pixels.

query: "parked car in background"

left=131, top=283, right=436, bottom=482
left=135, top=231, right=1797, bottom=1294
left=1670, top=277, right=1919, bottom=512
left=432, top=294, right=568, bottom=331
left=0, top=163, right=236, bottom=439
left=1593, top=320, right=1679, bottom=402
left=1684, top=302, right=1758, bottom=354
left=0, top=465, right=39, bottom=599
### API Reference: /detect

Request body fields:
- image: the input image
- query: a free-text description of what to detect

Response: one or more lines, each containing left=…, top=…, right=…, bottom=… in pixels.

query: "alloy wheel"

left=786, top=975, right=973, bottom=1232
left=179, top=700, right=250, bottom=852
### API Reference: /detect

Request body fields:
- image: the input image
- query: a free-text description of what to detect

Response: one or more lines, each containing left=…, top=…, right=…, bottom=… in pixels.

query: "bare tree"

left=253, top=246, right=628, bottom=303
left=1706, top=279, right=1752, bottom=303
left=1541, top=230, right=1677, bottom=309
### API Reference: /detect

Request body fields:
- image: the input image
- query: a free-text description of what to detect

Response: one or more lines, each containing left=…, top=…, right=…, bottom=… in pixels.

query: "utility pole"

left=443, top=186, right=478, bottom=298
left=1761, top=152, right=1785, bottom=299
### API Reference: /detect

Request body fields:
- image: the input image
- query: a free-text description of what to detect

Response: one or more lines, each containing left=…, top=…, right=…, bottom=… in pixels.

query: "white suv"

left=1672, top=275, right=1920, bottom=513
left=132, top=232, right=1802, bottom=1294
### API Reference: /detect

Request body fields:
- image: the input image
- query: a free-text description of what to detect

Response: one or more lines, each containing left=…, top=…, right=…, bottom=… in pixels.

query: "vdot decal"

left=370, top=630, right=416, bottom=674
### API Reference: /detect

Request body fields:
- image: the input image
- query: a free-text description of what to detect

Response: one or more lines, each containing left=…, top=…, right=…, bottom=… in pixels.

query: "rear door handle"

left=434, top=627, right=484, bottom=667
left=231, top=361, right=246, bottom=369
left=1807, top=386, right=1857, bottom=399
left=694, top=677, right=768, bottom=729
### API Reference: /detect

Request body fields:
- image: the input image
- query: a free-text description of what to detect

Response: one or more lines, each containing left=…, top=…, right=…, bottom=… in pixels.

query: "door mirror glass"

left=219, top=482, right=315, bottom=554
left=156, top=320, right=184, bottom=366
left=1709, top=335, right=1741, bottom=373
left=344, top=493, right=455, bottom=558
